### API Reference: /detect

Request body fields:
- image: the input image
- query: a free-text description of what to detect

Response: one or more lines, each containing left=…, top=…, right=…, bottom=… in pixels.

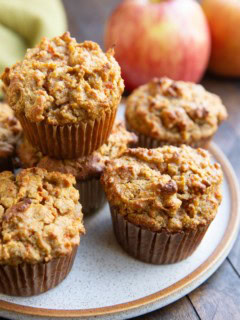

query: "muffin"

left=16, top=121, right=137, bottom=214
left=1, top=32, right=124, bottom=159
left=0, top=168, right=85, bottom=296
left=101, top=145, right=223, bottom=264
left=0, top=102, right=22, bottom=171
left=126, top=77, right=227, bottom=148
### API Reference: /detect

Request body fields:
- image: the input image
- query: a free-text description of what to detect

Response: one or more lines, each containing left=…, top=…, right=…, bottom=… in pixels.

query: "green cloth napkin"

left=0, top=0, right=67, bottom=96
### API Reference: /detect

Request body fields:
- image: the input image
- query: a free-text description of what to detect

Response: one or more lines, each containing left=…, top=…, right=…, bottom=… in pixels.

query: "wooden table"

left=1, top=1, right=240, bottom=319
left=61, top=1, right=240, bottom=319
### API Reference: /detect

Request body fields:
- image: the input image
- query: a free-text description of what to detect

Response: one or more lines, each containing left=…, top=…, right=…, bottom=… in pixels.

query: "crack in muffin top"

left=126, top=77, right=227, bottom=144
left=17, top=121, right=137, bottom=180
left=1, top=32, right=124, bottom=125
left=0, top=168, right=85, bottom=265
left=101, top=145, right=223, bottom=232
left=0, top=103, right=22, bottom=158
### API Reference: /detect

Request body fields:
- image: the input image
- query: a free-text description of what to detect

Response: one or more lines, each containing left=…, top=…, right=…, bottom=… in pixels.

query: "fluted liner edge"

left=19, top=108, right=117, bottom=159
left=0, top=246, right=77, bottom=296
left=110, top=208, right=209, bottom=264
left=76, top=178, right=106, bottom=215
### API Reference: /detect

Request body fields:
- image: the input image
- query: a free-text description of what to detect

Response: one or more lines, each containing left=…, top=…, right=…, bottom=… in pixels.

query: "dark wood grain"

left=189, top=260, right=240, bottom=320
left=135, top=297, right=200, bottom=320
left=202, top=78, right=240, bottom=276
left=202, top=78, right=240, bottom=159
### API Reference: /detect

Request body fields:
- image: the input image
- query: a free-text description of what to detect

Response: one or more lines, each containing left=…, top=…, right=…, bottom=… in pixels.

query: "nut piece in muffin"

left=17, top=121, right=137, bottom=214
left=0, top=167, right=85, bottom=296
left=101, top=145, right=223, bottom=264
left=2, top=32, right=124, bottom=158
left=0, top=102, right=22, bottom=171
left=126, top=77, right=227, bottom=148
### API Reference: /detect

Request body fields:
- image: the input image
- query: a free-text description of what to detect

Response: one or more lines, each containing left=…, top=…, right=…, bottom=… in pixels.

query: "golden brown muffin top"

left=1, top=32, right=124, bottom=125
left=101, top=145, right=223, bottom=232
left=0, top=168, right=85, bottom=265
left=126, top=78, right=227, bottom=145
left=0, top=102, right=22, bottom=159
left=17, top=121, right=137, bottom=180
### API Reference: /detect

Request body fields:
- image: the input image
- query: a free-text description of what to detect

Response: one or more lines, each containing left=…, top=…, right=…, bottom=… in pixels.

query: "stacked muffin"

left=2, top=32, right=124, bottom=159
left=0, top=32, right=128, bottom=295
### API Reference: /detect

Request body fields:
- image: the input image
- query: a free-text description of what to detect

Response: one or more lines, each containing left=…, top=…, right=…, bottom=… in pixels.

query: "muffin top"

left=0, top=168, right=85, bottom=265
left=126, top=78, right=227, bottom=145
left=101, top=145, right=223, bottom=232
left=0, top=102, right=22, bottom=159
left=1, top=32, right=124, bottom=125
left=17, top=121, right=137, bottom=180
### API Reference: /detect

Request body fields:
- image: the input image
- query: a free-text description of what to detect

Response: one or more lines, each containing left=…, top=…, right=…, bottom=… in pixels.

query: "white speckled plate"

left=0, top=105, right=239, bottom=320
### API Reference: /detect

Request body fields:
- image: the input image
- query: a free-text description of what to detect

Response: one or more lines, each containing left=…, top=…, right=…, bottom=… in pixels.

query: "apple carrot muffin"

left=101, top=145, right=223, bottom=264
left=0, top=168, right=85, bottom=296
left=0, top=102, right=22, bottom=171
left=17, top=121, right=137, bottom=214
left=1, top=32, right=124, bottom=159
left=126, top=77, right=227, bottom=149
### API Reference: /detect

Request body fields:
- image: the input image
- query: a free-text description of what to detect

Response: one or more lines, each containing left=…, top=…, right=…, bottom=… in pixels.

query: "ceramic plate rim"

left=0, top=142, right=239, bottom=319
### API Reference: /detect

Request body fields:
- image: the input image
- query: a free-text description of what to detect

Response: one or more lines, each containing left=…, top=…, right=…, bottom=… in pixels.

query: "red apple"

left=202, top=0, right=240, bottom=77
left=105, top=0, right=211, bottom=91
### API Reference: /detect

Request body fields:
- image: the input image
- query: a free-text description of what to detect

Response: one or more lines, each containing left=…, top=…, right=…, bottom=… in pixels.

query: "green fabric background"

left=0, top=0, right=67, bottom=96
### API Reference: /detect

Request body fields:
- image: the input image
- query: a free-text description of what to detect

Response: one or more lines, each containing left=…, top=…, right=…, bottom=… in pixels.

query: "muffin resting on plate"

left=17, top=121, right=137, bottom=214
left=101, top=145, right=223, bottom=264
left=126, top=77, right=227, bottom=148
left=0, top=168, right=85, bottom=296
left=0, top=102, right=22, bottom=171
left=2, top=32, right=124, bottom=159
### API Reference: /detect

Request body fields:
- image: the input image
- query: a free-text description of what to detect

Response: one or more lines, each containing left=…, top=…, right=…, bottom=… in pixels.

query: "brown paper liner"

left=126, top=121, right=211, bottom=149
left=0, top=246, right=77, bottom=296
left=76, top=178, right=106, bottom=215
left=19, top=108, right=117, bottom=159
left=110, top=208, right=209, bottom=264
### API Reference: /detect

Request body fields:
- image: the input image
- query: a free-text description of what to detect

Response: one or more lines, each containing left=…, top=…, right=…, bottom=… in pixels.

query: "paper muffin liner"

left=76, top=177, right=106, bottom=215
left=110, top=207, right=209, bottom=264
left=126, top=121, right=211, bottom=149
left=0, top=246, right=77, bottom=296
left=18, top=108, right=117, bottom=159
